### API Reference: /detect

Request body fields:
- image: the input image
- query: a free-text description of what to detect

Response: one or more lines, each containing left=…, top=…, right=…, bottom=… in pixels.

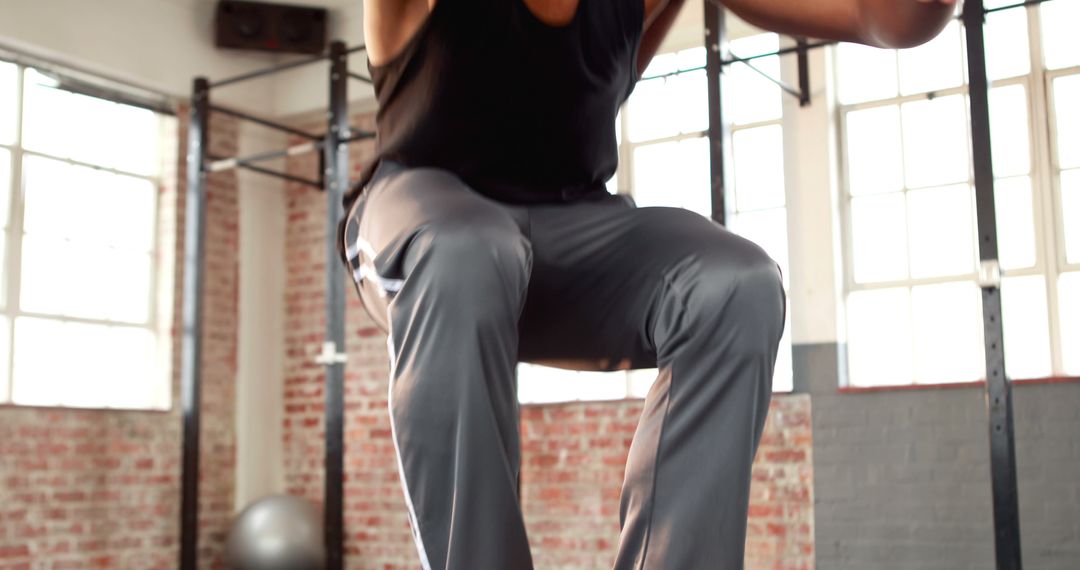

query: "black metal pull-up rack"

left=703, top=1, right=1055, bottom=568
left=178, top=0, right=1049, bottom=566
left=180, top=40, right=373, bottom=570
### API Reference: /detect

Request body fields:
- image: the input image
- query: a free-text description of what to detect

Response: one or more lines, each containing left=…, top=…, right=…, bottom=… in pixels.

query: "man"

left=339, top=0, right=954, bottom=567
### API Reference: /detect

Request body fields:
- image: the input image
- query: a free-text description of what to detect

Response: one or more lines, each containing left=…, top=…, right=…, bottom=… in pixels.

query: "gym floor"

left=0, top=0, right=1078, bottom=569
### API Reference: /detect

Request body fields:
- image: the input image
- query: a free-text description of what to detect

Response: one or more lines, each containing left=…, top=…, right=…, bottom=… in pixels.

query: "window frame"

left=835, top=3, right=1079, bottom=386
left=1, top=59, right=166, bottom=409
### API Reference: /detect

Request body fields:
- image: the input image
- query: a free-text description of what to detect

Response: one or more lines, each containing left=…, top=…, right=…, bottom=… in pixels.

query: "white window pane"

left=898, top=21, right=964, bottom=96
left=614, top=111, right=622, bottom=146
left=11, top=317, right=64, bottom=406
left=99, top=250, right=153, bottom=324
left=22, top=155, right=74, bottom=237
left=847, top=288, right=913, bottom=387
left=22, top=71, right=161, bottom=176
left=911, top=282, right=983, bottom=383
left=733, top=125, right=785, bottom=211
left=628, top=368, right=657, bottom=398
left=908, top=185, right=976, bottom=279
left=0, top=315, right=8, bottom=402
left=632, top=137, right=711, bottom=218
left=1059, top=272, right=1080, bottom=376
left=727, top=34, right=782, bottom=125
left=845, top=105, right=904, bottom=196
left=836, top=43, right=898, bottom=104
left=19, top=234, right=69, bottom=316
left=641, top=52, right=679, bottom=79
left=1001, top=276, right=1052, bottom=380
left=676, top=47, right=706, bottom=71
left=729, top=208, right=789, bottom=284
left=1042, top=0, right=1080, bottom=70
left=0, top=61, right=16, bottom=145
left=516, top=364, right=626, bottom=404
left=97, top=104, right=161, bottom=176
left=668, top=69, right=709, bottom=135
left=23, top=156, right=156, bottom=252
left=0, top=233, right=5, bottom=308
left=989, top=84, right=1030, bottom=178
left=0, top=147, right=10, bottom=226
left=902, top=95, right=970, bottom=188
left=772, top=303, right=793, bottom=393
left=1053, top=75, right=1080, bottom=170
left=12, top=318, right=159, bottom=409
left=21, top=233, right=150, bottom=322
left=22, top=71, right=76, bottom=159
left=995, top=176, right=1037, bottom=270
left=1062, top=169, right=1080, bottom=264
left=628, top=79, right=676, bottom=142
left=94, top=173, right=157, bottom=252
left=985, top=10, right=1030, bottom=81
left=851, top=193, right=909, bottom=283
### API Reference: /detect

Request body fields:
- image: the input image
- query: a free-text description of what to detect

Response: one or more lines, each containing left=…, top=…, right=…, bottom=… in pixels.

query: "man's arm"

left=637, top=0, right=958, bottom=75
left=364, top=0, right=431, bottom=66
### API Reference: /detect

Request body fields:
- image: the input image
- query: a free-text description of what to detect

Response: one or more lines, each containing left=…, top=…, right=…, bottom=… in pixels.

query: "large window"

left=0, top=61, right=170, bottom=409
left=837, top=0, right=1080, bottom=386
left=518, top=34, right=794, bottom=403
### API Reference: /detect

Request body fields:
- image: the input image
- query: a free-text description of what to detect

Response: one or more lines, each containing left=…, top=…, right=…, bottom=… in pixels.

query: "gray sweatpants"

left=341, top=161, right=785, bottom=570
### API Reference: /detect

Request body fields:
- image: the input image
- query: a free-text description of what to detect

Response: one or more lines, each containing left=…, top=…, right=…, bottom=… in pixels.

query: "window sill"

left=838, top=376, right=1080, bottom=394
left=0, top=402, right=172, bottom=414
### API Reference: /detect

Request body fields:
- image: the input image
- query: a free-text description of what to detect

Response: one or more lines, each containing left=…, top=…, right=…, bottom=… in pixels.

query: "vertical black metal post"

left=704, top=1, right=731, bottom=225
left=323, top=40, right=349, bottom=570
left=796, top=38, right=811, bottom=107
left=179, top=77, right=209, bottom=570
left=962, top=1, right=1023, bottom=568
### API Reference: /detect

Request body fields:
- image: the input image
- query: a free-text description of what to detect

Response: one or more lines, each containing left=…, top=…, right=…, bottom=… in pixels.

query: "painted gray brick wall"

left=795, top=343, right=1080, bottom=570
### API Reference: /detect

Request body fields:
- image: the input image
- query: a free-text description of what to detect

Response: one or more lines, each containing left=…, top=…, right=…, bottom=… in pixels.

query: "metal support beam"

left=209, top=104, right=322, bottom=141
left=984, top=0, right=1050, bottom=14
left=210, top=52, right=330, bottom=88
left=322, top=40, right=350, bottom=570
left=796, top=38, right=811, bottom=107
left=704, top=2, right=732, bottom=225
left=341, top=130, right=377, bottom=144
left=206, top=154, right=323, bottom=188
left=726, top=50, right=803, bottom=100
left=962, top=0, right=1023, bottom=568
left=719, top=39, right=834, bottom=66
left=206, top=140, right=324, bottom=173
left=179, top=76, right=209, bottom=570
left=348, top=72, right=373, bottom=84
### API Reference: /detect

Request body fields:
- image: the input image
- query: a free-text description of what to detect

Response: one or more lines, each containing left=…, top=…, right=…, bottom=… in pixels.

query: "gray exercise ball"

left=225, top=494, right=326, bottom=570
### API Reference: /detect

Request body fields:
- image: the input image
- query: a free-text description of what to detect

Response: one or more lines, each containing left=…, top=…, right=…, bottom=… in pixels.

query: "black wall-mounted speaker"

left=215, top=0, right=328, bottom=55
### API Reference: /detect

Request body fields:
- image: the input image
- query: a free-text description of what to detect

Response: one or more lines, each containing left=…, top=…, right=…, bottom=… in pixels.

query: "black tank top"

left=345, top=0, right=644, bottom=208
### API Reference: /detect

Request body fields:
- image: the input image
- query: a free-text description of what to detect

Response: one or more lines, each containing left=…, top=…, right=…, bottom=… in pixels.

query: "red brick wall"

left=283, top=111, right=815, bottom=569
left=518, top=398, right=814, bottom=570
left=0, top=108, right=240, bottom=569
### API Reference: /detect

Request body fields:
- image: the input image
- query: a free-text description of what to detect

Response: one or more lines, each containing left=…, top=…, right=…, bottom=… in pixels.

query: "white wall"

left=780, top=44, right=846, bottom=345
left=0, top=0, right=355, bottom=114
left=234, top=124, right=287, bottom=510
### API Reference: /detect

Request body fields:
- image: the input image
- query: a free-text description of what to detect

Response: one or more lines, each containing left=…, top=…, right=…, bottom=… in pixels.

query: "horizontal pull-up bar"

left=210, top=105, right=322, bottom=140
left=207, top=140, right=324, bottom=172
left=207, top=153, right=322, bottom=188
left=210, top=52, right=330, bottom=89
left=208, top=44, right=367, bottom=89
